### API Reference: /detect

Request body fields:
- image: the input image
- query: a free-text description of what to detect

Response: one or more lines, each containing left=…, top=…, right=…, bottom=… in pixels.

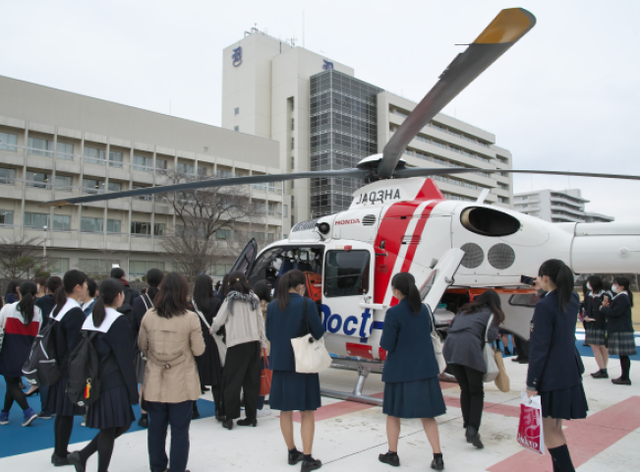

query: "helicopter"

left=42, top=8, right=640, bottom=405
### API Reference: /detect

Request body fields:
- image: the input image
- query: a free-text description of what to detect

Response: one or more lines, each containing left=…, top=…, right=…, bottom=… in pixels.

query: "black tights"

left=2, top=376, right=29, bottom=412
left=54, top=415, right=75, bottom=457
left=78, top=425, right=130, bottom=472
left=620, top=356, right=631, bottom=380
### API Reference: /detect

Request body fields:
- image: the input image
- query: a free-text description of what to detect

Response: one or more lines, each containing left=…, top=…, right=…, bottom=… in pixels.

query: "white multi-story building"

left=513, top=189, right=614, bottom=223
left=222, top=28, right=514, bottom=224
left=0, top=75, right=288, bottom=278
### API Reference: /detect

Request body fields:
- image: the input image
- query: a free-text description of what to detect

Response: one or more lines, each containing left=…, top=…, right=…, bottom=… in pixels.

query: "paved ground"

left=0, top=333, right=638, bottom=471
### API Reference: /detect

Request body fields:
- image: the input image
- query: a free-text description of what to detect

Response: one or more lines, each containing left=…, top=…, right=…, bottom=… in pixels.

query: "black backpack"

left=66, top=331, right=114, bottom=407
left=22, top=320, right=62, bottom=387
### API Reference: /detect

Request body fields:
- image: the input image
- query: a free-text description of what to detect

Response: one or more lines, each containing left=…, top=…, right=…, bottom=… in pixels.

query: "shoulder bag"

left=482, top=314, right=500, bottom=382
left=193, top=302, right=227, bottom=368
left=427, top=305, right=446, bottom=374
left=290, top=297, right=332, bottom=373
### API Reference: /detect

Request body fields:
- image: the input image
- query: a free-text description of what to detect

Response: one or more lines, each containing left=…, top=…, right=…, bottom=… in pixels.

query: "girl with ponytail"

left=47, top=269, right=88, bottom=465
left=379, top=272, right=445, bottom=470
left=68, top=278, right=138, bottom=472
left=526, top=259, right=587, bottom=472
left=0, top=282, right=43, bottom=426
left=600, top=276, right=636, bottom=385
left=443, top=289, right=503, bottom=450
left=266, top=269, right=324, bottom=470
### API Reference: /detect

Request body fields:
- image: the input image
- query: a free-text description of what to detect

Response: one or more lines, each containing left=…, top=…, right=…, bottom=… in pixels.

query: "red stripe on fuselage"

left=373, top=179, right=443, bottom=304
left=400, top=201, right=439, bottom=273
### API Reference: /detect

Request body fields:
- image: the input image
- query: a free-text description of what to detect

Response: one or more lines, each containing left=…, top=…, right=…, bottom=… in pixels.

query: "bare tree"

left=0, top=237, right=44, bottom=280
left=158, top=170, right=264, bottom=281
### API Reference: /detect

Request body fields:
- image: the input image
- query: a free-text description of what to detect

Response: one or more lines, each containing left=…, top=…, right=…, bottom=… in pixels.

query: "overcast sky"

left=2, top=0, right=639, bottom=221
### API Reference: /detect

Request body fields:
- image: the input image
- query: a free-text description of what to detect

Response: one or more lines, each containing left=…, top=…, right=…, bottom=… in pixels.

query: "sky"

left=1, top=0, right=639, bottom=221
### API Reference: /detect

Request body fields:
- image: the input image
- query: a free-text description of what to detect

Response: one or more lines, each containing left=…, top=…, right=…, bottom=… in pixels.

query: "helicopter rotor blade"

left=377, top=8, right=536, bottom=179
left=395, top=167, right=640, bottom=182
left=39, top=168, right=368, bottom=208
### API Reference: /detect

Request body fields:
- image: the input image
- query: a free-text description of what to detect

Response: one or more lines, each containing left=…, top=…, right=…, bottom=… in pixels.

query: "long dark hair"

left=614, top=276, right=634, bottom=307
left=86, top=278, right=97, bottom=298
left=5, top=280, right=20, bottom=298
left=18, top=281, right=37, bottom=325
left=587, top=275, right=604, bottom=294
left=538, top=259, right=574, bottom=312
left=277, top=269, right=306, bottom=312
left=459, top=289, right=505, bottom=325
left=193, top=274, right=214, bottom=313
left=253, top=279, right=272, bottom=303
left=92, top=279, right=124, bottom=327
left=220, top=273, right=231, bottom=297
left=52, top=270, right=87, bottom=318
left=391, top=272, right=422, bottom=314
left=153, top=272, right=190, bottom=319
left=227, top=271, right=252, bottom=296
left=146, top=268, right=164, bottom=301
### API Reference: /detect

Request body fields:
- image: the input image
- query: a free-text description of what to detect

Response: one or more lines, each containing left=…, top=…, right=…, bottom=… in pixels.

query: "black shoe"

left=51, top=453, right=70, bottom=467
left=215, top=410, right=225, bottom=422
left=301, top=458, right=322, bottom=472
left=192, top=408, right=200, bottom=420
left=288, top=448, right=304, bottom=465
left=503, top=348, right=511, bottom=356
left=67, top=452, right=85, bottom=472
left=517, top=358, right=529, bottom=364
left=430, top=455, right=445, bottom=470
left=378, top=452, right=400, bottom=467
left=511, top=357, right=520, bottom=362
left=138, top=415, right=149, bottom=428
left=591, top=370, right=609, bottom=379
left=612, top=377, right=632, bottom=385
left=237, top=417, right=257, bottom=427
left=26, top=387, right=40, bottom=397
left=466, top=426, right=484, bottom=449
left=222, top=419, right=234, bottom=430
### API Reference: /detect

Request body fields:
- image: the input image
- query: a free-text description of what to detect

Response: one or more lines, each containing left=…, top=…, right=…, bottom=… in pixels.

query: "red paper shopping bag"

left=517, top=392, right=545, bottom=455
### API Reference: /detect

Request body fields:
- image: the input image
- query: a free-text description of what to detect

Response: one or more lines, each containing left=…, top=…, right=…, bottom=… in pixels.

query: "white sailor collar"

left=82, top=307, right=122, bottom=334
left=52, top=298, right=82, bottom=322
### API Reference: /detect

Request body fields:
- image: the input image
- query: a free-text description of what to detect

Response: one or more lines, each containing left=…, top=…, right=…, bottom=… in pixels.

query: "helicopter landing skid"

left=321, top=358, right=383, bottom=406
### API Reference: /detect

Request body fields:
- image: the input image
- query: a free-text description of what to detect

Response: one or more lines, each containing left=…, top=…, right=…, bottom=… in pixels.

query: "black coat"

left=192, top=297, right=223, bottom=386
left=36, top=294, right=56, bottom=328
left=527, top=291, right=585, bottom=392
left=53, top=305, right=85, bottom=373
left=600, top=292, right=634, bottom=334
left=584, top=291, right=610, bottom=330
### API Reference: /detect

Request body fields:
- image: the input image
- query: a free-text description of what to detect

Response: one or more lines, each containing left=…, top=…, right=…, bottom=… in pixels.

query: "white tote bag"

left=427, top=305, right=446, bottom=374
left=482, top=314, right=499, bottom=382
left=193, top=302, right=227, bottom=368
left=290, top=298, right=332, bottom=374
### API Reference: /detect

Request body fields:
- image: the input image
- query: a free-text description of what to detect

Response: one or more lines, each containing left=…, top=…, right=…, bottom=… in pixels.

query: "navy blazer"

left=380, top=299, right=440, bottom=383
left=600, top=292, right=634, bottom=334
left=54, top=306, right=85, bottom=372
left=527, top=291, right=584, bottom=392
left=266, top=294, right=324, bottom=372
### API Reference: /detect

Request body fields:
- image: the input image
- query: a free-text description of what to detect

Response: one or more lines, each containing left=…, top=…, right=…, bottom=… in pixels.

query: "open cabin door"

left=229, top=238, right=258, bottom=276
left=420, top=248, right=465, bottom=311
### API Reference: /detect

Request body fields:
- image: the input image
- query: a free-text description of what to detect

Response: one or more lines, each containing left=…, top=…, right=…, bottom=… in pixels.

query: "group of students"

left=0, top=258, right=636, bottom=472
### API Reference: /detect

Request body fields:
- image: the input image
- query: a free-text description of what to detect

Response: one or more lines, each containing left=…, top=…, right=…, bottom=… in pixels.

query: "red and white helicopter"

left=44, top=8, right=640, bottom=404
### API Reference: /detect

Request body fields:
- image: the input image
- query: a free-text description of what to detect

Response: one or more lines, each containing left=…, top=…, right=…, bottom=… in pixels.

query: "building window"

left=197, top=166, right=207, bottom=177
left=291, top=196, right=295, bottom=208
left=26, top=171, right=51, bottom=188
left=291, top=137, right=294, bottom=150
left=84, top=146, right=107, bottom=165
left=154, top=223, right=165, bottom=237
left=216, top=169, right=233, bottom=179
left=82, top=178, right=104, bottom=194
left=177, top=163, right=195, bottom=175
left=23, top=212, right=49, bottom=229
left=234, top=107, right=240, bottom=115
left=129, top=261, right=165, bottom=277
left=81, top=217, right=121, bottom=233
left=109, top=150, right=124, bottom=168
left=131, top=221, right=151, bottom=236
left=216, top=229, right=231, bottom=240
left=155, top=158, right=168, bottom=170
left=28, top=137, right=54, bottom=157
left=291, top=156, right=295, bottom=170
left=55, top=175, right=73, bottom=191
left=0, top=167, right=16, bottom=184
left=234, top=125, right=239, bottom=132
left=0, top=210, right=14, bottom=225
left=0, top=132, right=18, bottom=151
left=291, top=118, right=295, bottom=130
left=283, top=204, right=288, bottom=217
left=47, top=258, right=69, bottom=274
left=133, top=155, right=153, bottom=171
left=251, top=231, right=265, bottom=241
left=56, top=142, right=74, bottom=160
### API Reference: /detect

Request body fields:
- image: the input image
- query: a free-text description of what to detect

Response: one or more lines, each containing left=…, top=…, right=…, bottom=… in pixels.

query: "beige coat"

left=139, top=308, right=205, bottom=403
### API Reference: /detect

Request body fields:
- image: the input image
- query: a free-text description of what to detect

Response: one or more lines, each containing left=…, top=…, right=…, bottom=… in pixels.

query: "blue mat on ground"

left=0, top=385, right=216, bottom=458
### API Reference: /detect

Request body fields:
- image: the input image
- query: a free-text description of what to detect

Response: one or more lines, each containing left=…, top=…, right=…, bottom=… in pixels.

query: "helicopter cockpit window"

left=324, top=250, right=370, bottom=297
left=246, top=246, right=324, bottom=287
left=509, top=292, right=541, bottom=308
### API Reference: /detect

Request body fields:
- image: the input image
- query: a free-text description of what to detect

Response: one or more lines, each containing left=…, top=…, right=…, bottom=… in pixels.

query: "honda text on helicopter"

left=42, top=8, right=640, bottom=405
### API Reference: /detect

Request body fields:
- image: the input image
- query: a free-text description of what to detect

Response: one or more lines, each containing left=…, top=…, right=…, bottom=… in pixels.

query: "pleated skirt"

left=607, top=332, right=637, bottom=356
left=585, top=327, right=606, bottom=346
left=269, top=371, right=321, bottom=412
left=540, top=383, right=588, bottom=420
left=86, top=385, right=135, bottom=429
left=383, top=377, right=446, bottom=419
left=134, top=353, right=147, bottom=383
left=46, top=373, right=85, bottom=417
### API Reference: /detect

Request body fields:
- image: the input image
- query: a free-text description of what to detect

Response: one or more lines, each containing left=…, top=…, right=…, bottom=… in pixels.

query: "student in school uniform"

left=0, top=281, right=42, bottom=426
left=379, top=272, right=445, bottom=471
left=583, top=275, right=611, bottom=378
left=600, top=276, right=637, bottom=385
left=67, top=279, right=138, bottom=472
left=527, top=259, right=588, bottom=472
left=47, top=270, right=89, bottom=467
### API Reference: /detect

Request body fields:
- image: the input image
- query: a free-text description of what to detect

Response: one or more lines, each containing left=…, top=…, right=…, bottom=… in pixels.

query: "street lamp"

left=43, top=225, right=48, bottom=266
